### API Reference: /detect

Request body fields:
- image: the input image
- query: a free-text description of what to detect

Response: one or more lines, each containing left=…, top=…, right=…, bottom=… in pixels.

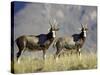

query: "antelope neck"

left=79, top=32, right=86, bottom=43
left=47, top=31, right=54, bottom=39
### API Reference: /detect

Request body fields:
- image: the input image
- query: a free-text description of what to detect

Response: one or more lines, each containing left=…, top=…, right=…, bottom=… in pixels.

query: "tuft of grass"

left=12, top=52, right=97, bottom=74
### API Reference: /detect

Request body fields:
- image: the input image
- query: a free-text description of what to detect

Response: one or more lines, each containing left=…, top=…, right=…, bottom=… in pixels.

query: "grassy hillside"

left=12, top=52, right=97, bottom=74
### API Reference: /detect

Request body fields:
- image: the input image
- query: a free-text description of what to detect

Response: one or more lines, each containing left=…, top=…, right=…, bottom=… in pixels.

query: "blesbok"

left=15, top=20, right=59, bottom=63
left=54, top=24, right=88, bottom=59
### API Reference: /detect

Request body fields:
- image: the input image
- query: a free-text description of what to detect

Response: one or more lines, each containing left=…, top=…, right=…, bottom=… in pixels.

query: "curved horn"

left=54, top=19, right=58, bottom=26
left=49, top=17, right=59, bottom=29
left=49, top=20, right=52, bottom=27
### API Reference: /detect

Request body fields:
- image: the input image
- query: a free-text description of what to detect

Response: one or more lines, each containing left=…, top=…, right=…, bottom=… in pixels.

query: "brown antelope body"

left=54, top=24, right=88, bottom=59
left=16, top=20, right=59, bottom=63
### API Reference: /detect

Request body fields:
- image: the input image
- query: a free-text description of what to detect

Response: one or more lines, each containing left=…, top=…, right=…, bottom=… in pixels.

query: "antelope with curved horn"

left=15, top=19, right=59, bottom=63
left=53, top=24, right=88, bottom=60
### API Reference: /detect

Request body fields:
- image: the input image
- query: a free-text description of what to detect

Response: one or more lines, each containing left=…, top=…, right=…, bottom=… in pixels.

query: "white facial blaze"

left=52, top=31, right=56, bottom=38
left=84, top=30, right=87, bottom=37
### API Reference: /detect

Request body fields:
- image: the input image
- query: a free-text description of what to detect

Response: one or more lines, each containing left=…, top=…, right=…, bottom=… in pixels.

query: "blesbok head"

left=15, top=18, right=60, bottom=64
left=80, top=24, right=88, bottom=38
left=48, top=19, right=59, bottom=38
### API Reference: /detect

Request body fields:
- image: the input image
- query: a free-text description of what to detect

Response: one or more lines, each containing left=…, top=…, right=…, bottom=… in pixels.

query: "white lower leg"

left=44, top=54, right=46, bottom=60
left=17, top=48, right=25, bottom=64
left=18, top=57, right=21, bottom=64
left=79, top=49, right=81, bottom=60
left=43, top=54, right=46, bottom=60
left=56, top=57, right=58, bottom=61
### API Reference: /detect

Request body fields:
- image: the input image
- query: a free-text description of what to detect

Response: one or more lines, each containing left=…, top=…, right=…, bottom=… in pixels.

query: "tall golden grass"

left=12, top=52, right=97, bottom=74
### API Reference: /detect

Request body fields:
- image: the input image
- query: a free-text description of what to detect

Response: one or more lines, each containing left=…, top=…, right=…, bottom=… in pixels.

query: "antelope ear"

left=78, top=28, right=81, bottom=31
left=48, top=28, right=50, bottom=31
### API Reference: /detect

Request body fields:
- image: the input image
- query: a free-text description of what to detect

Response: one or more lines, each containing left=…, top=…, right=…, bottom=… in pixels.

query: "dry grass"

left=12, top=52, right=97, bottom=74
